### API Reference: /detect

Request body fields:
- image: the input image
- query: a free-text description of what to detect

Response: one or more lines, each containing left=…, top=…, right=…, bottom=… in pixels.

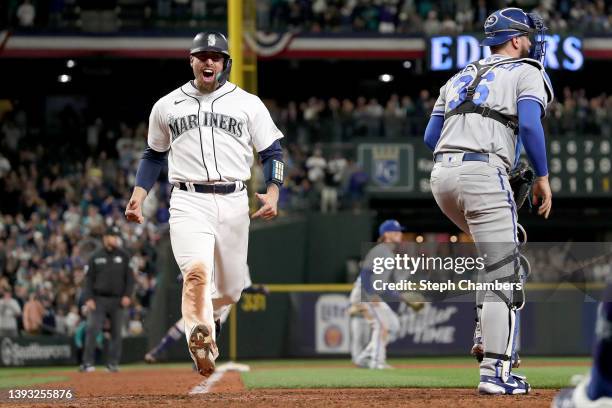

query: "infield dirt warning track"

left=3, top=365, right=560, bottom=408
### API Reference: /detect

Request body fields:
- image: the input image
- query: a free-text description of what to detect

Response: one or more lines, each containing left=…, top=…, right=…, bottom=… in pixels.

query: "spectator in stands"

left=321, top=152, right=347, bottom=213
left=345, top=159, right=368, bottom=212
left=0, top=153, right=10, bottom=178
left=0, top=288, right=21, bottom=337
left=306, top=148, right=327, bottom=190
left=365, top=98, right=384, bottom=137
left=16, top=0, right=35, bottom=28
left=384, top=94, right=404, bottom=138
left=340, top=99, right=356, bottom=140
left=22, top=292, right=44, bottom=334
left=423, top=9, right=441, bottom=35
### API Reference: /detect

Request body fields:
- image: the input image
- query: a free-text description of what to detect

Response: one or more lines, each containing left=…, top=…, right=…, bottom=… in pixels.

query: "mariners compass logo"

left=208, top=34, right=216, bottom=46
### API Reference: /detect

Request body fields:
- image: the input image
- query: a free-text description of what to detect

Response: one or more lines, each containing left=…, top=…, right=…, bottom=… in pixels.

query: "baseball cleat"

left=106, top=364, right=119, bottom=373
left=144, top=352, right=157, bottom=364
left=188, top=324, right=218, bottom=377
left=78, top=364, right=95, bottom=373
left=353, top=358, right=370, bottom=369
left=551, top=377, right=612, bottom=408
left=478, top=374, right=531, bottom=395
left=372, top=363, right=394, bottom=370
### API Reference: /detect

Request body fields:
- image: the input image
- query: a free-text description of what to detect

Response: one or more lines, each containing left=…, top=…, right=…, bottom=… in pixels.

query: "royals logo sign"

left=357, top=143, right=415, bottom=193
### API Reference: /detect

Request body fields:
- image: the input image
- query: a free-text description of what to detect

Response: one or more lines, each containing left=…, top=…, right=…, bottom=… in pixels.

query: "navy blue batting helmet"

left=481, top=8, right=548, bottom=62
left=190, top=31, right=232, bottom=85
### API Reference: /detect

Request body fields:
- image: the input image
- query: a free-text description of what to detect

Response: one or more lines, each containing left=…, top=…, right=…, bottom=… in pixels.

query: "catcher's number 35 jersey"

left=432, top=54, right=554, bottom=170
left=148, top=81, right=284, bottom=184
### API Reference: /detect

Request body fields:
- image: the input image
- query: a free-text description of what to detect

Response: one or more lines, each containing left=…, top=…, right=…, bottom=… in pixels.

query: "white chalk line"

left=189, top=371, right=225, bottom=394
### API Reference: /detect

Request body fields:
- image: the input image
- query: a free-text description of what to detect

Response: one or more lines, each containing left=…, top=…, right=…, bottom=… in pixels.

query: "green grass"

left=0, top=375, right=69, bottom=388
left=240, top=357, right=591, bottom=389
left=0, top=357, right=591, bottom=390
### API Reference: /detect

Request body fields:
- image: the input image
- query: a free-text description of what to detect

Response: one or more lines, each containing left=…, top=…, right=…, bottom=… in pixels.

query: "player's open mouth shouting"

left=202, top=68, right=216, bottom=83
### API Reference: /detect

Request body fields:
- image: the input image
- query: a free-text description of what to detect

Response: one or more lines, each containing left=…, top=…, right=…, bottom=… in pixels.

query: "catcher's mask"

left=190, top=31, right=232, bottom=86
left=481, top=8, right=548, bottom=63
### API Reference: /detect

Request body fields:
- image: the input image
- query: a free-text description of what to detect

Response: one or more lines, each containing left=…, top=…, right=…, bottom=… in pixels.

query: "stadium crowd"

left=270, top=87, right=612, bottom=143
left=261, top=0, right=611, bottom=34
left=0, top=85, right=610, bottom=336
left=2, top=0, right=610, bottom=34
left=0, top=105, right=164, bottom=339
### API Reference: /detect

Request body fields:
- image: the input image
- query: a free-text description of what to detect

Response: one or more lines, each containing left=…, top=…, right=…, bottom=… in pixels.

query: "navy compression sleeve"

left=259, top=139, right=283, bottom=162
left=259, top=140, right=284, bottom=186
left=518, top=100, right=548, bottom=177
left=135, top=147, right=168, bottom=192
left=424, top=115, right=444, bottom=151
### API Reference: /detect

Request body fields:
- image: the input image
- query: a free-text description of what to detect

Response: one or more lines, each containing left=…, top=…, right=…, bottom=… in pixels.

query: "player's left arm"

left=423, top=83, right=447, bottom=151
left=516, top=66, right=553, bottom=218
left=252, top=139, right=283, bottom=220
left=424, top=116, right=444, bottom=151
left=250, top=96, right=285, bottom=220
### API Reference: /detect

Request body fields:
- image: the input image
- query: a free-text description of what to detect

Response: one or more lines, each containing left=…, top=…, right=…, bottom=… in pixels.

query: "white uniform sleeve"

left=431, top=83, right=447, bottom=117
left=147, top=100, right=171, bottom=152
left=248, top=97, right=284, bottom=152
left=516, top=66, right=549, bottom=114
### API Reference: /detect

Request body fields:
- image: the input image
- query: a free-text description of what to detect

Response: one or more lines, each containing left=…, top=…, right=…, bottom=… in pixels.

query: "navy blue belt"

left=176, top=182, right=244, bottom=194
left=434, top=153, right=489, bottom=163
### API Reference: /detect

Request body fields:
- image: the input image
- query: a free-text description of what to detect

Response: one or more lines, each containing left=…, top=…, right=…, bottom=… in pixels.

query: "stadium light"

left=402, top=61, right=412, bottom=69
left=66, top=60, right=76, bottom=68
left=378, top=74, right=393, bottom=83
left=58, top=74, right=72, bottom=83
left=416, top=235, right=424, bottom=243
left=450, top=235, right=458, bottom=243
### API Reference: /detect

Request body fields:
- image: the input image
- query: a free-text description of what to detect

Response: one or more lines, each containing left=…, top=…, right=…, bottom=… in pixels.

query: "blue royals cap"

left=378, top=219, right=405, bottom=237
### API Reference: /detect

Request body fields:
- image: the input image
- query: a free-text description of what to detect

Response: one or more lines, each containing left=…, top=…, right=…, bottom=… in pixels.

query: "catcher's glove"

left=509, top=162, right=535, bottom=210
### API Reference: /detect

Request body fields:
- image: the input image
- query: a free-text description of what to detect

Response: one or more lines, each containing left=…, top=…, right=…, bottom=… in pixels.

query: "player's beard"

left=199, top=80, right=217, bottom=93
left=520, top=38, right=531, bottom=58
left=195, top=75, right=219, bottom=93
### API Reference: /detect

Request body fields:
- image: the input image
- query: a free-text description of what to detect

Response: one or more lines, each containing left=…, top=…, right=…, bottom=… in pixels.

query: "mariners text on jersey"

left=169, top=111, right=244, bottom=141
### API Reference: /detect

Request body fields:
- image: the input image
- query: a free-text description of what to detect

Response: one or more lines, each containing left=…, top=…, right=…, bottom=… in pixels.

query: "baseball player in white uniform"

left=125, top=31, right=284, bottom=377
left=424, top=8, right=553, bottom=395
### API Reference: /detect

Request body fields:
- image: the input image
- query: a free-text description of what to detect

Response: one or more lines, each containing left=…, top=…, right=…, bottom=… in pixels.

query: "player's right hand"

left=532, top=175, right=552, bottom=219
left=125, top=198, right=144, bottom=224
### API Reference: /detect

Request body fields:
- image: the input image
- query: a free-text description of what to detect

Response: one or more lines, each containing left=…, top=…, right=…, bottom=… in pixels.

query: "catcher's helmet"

left=190, top=31, right=232, bottom=86
left=481, top=8, right=547, bottom=62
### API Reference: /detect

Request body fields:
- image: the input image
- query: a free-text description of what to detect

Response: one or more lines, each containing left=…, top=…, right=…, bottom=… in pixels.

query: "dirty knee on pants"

left=182, top=261, right=215, bottom=342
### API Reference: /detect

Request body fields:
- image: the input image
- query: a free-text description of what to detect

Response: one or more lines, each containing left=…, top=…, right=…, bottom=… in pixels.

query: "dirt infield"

left=4, top=367, right=558, bottom=408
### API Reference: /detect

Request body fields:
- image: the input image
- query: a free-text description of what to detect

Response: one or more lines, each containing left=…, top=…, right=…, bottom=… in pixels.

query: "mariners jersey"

left=350, top=243, right=397, bottom=304
left=147, top=81, right=284, bottom=184
left=431, top=54, right=554, bottom=170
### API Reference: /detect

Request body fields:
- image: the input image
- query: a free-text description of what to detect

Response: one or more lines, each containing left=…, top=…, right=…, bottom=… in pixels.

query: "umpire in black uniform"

left=80, top=225, right=134, bottom=373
